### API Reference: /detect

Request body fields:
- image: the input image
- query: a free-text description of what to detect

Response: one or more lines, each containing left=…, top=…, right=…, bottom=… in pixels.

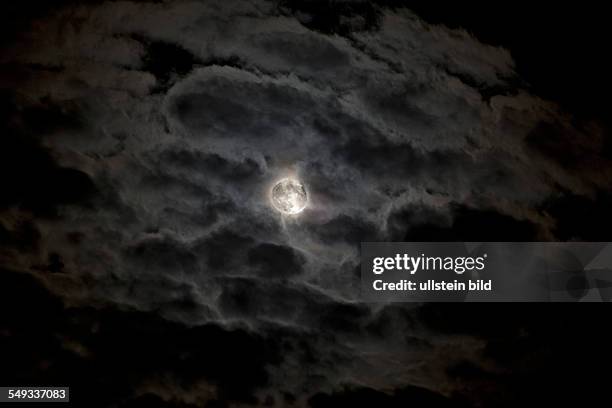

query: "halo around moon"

left=270, top=178, right=308, bottom=215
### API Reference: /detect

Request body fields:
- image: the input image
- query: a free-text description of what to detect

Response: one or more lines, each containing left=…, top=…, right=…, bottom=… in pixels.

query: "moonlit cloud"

left=1, top=0, right=611, bottom=406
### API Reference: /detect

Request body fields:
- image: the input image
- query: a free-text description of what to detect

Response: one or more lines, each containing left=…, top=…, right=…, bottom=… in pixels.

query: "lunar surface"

left=270, top=178, right=308, bottom=215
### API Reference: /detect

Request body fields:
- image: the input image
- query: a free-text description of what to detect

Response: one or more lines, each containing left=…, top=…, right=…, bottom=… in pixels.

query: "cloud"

left=1, top=0, right=611, bottom=406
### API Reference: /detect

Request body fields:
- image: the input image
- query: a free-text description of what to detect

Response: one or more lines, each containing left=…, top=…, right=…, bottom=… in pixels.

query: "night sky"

left=1, top=1, right=612, bottom=407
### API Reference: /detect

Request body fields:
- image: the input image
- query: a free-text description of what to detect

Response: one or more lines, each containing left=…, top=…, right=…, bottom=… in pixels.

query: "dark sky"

left=1, top=1, right=612, bottom=407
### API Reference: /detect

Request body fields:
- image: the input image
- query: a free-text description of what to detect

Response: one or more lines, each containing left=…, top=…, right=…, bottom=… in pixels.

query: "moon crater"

left=270, top=178, right=308, bottom=215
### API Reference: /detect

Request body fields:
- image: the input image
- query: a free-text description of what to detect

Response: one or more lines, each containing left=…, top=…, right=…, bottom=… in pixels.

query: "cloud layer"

left=1, top=0, right=611, bottom=406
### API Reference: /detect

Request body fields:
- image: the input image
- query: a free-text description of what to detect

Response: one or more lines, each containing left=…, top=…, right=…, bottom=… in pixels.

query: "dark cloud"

left=0, top=269, right=280, bottom=406
left=306, top=214, right=380, bottom=244
left=159, top=148, right=264, bottom=183
left=526, top=121, right=605, bottom=169
left=541, top=192, right=612, bottom=241
left=196, top=229, right=254, bottom=272
left=0, top=219, right=40, bottom=251
left=1, top=0, right=611, bottom=406
left=278, top=0, right=381, bottom=35
left=308, top=385, right=461, bottom=408
left=123, top=235, right=199, bottom=276
left=0, top=94, right=96, bottom=216
left=248, top=243, right=306, bottom=278
left=136, top=37, right=202, bottom=91
left=388, top=203, right=541, bottom=241
left=252, top=32, right=350, bottom=71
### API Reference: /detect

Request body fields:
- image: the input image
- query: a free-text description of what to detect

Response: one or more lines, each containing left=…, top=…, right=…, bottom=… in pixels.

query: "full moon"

left=270, top=178, right=308, bottom=215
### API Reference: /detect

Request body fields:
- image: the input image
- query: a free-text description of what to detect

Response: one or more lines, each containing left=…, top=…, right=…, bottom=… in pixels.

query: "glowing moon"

left=271, top=178, right=308, bottom=215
